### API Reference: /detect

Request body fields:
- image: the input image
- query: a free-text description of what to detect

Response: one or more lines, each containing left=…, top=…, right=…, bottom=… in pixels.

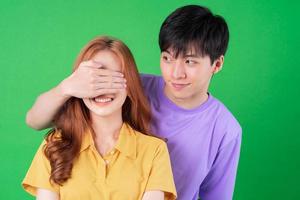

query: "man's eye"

left=163, top=56, right=171, bottom=62
left=186, top=60, right=196, bottom=65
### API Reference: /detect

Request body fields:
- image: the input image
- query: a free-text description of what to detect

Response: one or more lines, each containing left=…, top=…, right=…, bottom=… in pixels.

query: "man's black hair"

left=159, top=5, right=229, bottom=64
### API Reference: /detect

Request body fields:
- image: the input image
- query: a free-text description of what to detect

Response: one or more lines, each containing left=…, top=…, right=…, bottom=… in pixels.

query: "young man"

left=26, top=5, right=241, bottom=200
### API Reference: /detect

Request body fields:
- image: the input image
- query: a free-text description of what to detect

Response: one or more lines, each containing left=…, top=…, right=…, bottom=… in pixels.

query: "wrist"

left=56, top=78, right=72, bottom=99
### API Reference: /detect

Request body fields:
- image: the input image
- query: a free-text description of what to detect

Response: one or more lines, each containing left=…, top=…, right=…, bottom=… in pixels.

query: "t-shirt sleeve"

left=139, top=73, right=158, bottom=92
left=199, top=128, right=242, bottom=200
left=145, top=141, right=177, bottom=200
left=22, top=140, right=59, bottom=196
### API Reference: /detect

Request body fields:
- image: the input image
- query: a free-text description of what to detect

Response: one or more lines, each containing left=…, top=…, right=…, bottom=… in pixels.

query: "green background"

left=1, top=0, right=299, bottom=199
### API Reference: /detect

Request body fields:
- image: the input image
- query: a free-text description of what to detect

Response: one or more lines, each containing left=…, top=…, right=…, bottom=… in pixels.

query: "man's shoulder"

left=140, top=73, right=161, bottom=85
left=140, top=73, right=162, bottom=96
left=209, top=95, right=242, bottom=146
left=210, top=95, right=241, bottom=125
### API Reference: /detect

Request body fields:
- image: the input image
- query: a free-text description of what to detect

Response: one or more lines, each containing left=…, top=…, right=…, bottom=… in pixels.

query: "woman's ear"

left=212, top=55, right=224, bottom=74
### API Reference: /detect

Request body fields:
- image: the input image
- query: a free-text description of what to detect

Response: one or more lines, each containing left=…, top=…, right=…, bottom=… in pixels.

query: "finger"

left=88, top=89, right=119, bottom=98
left=90, top=60, right=104, bottom=68
left=94, top=88, right=125, bottom=96
left=94, top=82, right=126, bottom=89
left=94, top=68, right=124, bottom=77
left=95, top=76, right=126, bottom=83
left=80, top=60, right=103, bottom=69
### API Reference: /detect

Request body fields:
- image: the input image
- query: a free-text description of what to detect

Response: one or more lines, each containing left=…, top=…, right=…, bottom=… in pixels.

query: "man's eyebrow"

left=183, top=52, right=200, bottom=57
left=163, top=50, right=199, bottom=58
left=162, top=50, right=177, bottom=58
left=163, top=50, right=171, bottom=54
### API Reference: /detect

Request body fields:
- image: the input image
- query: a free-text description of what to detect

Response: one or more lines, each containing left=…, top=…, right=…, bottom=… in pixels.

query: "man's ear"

left=212, top=55, right=224, bottom=74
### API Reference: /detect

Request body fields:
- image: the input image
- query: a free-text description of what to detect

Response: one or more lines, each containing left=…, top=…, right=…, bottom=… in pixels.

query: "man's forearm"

left=25, top=60, right=127, bottom=131
left=25, top=82, right=70, bottom=130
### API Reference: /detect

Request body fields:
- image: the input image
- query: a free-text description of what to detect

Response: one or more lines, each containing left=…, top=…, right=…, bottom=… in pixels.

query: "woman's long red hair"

left=44, top=36, right=152, bottom=185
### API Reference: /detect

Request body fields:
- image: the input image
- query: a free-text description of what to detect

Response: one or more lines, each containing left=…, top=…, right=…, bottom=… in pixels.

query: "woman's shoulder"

left=134, top=130, right=167, bottom=152
left=121, top=124, right=169, bottom=158
left=136, top=131, right=164, bottom=142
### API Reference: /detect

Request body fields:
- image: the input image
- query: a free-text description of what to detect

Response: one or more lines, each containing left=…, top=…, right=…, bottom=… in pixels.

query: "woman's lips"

left=92, top=94, right=115, bottom=106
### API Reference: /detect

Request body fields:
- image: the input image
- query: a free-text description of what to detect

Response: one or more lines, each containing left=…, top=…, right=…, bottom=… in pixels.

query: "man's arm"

left=26, top=60, right=126, bottom=130
left=26, top=83, right=69, bottom=130
left=199, top=130, right=242, bottom=200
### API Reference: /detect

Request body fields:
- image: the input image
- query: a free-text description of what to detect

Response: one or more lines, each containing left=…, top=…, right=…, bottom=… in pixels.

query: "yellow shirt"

left=22, top=123, right=177, bottom=200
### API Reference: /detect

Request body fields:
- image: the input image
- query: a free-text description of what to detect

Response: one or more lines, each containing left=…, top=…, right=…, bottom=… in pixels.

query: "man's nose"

left=172, top=61, right=186, bottom=79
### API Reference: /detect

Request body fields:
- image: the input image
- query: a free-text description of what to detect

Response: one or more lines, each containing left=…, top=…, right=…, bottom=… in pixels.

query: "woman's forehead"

left=92, top=50, right=122, bottom=71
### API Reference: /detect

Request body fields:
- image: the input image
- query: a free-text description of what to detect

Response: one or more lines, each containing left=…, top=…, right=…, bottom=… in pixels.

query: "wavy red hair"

left=44, top=36, right=152, bottom=185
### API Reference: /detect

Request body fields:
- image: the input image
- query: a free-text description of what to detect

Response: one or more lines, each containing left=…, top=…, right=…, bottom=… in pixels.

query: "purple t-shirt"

left=141, top=74, right=242, bottom=200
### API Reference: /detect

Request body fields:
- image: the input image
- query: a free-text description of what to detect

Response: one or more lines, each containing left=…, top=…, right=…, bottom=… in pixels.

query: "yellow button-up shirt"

left=22, top=123, right=177, bottom=200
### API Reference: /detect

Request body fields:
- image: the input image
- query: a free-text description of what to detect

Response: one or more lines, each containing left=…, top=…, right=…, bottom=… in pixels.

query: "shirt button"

left=105, top=160, right=109, bottom=165
left=110, top=150, right=115, bottom=155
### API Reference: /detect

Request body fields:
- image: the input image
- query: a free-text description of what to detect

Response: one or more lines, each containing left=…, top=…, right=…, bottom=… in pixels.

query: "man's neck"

left=164, top=87, right=209, bottom=110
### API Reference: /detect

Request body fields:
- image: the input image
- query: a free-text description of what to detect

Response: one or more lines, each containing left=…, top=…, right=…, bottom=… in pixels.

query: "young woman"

left=22, top=36, right=177, bottom=200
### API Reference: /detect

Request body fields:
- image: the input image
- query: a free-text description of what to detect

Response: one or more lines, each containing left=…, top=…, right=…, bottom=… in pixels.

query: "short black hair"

left=159, top=5, right=229, bottom=64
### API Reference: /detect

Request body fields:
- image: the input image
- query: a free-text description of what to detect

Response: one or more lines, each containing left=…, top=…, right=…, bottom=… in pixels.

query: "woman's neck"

left=90, top=110, right=123, bottom=156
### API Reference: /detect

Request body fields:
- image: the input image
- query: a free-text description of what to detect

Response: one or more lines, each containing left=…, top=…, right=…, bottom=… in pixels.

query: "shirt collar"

left=115, top=123, right=137, bottom=159
left=80, top=123, right=137, bottom=159
left=80, top=128, right=94, bottom=153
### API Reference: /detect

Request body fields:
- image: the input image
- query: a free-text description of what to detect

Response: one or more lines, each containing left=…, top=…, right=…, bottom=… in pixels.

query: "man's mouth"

left=171, top=82, right=191, bottom=90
